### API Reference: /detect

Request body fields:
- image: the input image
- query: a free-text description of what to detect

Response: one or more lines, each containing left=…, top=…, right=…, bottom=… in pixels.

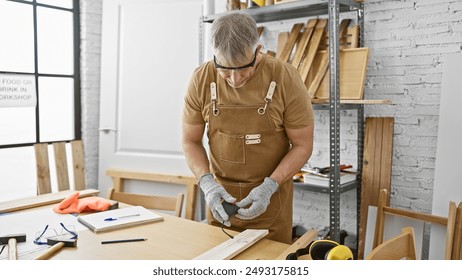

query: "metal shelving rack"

left=200, top=0, right=365, bottom=245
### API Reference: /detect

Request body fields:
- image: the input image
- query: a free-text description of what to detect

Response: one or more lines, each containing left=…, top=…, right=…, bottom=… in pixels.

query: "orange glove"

left=53, top=191, right=113, bottom=214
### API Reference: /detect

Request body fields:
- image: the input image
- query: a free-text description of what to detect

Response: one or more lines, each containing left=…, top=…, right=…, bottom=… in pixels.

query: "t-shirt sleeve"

left=282, top=67, right=314, bottom=129
left=182, top=72, right=205, bottom=125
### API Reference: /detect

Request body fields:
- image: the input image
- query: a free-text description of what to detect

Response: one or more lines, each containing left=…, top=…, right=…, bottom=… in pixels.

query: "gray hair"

left=211, top=12, right=259, bottom=64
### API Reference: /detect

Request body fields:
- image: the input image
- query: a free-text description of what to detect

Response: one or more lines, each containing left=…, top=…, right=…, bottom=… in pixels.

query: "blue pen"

left=104, top=214, right=140, bottom=221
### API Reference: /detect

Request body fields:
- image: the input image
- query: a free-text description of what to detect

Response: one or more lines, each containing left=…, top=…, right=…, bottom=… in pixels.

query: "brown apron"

left=206, top=80, right=294, bottom=244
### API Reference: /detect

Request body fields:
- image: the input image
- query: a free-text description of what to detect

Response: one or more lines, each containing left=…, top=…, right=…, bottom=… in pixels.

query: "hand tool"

left=34, top=236, right=77, bottom=260
left=0, top=233, right=26, bottom=260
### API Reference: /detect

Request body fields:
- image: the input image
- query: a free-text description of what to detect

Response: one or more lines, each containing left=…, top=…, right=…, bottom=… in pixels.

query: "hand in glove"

left=199, top=173, right=236, bottom=226
left=236, top=177, right=279, bottom=220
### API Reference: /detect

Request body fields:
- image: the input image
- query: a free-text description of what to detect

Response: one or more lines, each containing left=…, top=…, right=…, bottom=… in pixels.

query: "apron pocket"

left=219, top=131, right=245, bottom=164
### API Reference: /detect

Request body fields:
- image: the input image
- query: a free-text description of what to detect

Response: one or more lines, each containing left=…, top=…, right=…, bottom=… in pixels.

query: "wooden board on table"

left=357, top=117, right=394, bottom=260
left=310, top=47, right=369, bottom=100
left=0, top=189, right=100, bottom=213
left=276, top=23, right=304, bottom=63
left=193, top=229, right=269, bottom=260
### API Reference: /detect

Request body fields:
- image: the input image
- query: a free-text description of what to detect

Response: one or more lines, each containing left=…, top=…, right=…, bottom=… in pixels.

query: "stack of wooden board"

left=275, top=18, right=369, bottom=100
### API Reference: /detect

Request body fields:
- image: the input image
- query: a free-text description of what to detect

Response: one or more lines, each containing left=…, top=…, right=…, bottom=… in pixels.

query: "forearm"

left=270, top=125, right=314, bottom=185
left=182, top=140, right=210, bottom=179
left=270, top=144, right=313, bottom=185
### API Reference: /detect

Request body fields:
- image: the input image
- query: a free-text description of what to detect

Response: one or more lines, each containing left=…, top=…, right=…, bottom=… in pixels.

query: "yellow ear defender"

left=309, top=239, right=354, bottom=260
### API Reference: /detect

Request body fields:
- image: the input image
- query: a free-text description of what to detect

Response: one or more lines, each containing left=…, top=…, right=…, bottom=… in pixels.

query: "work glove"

left=236, top=177, right=279, bottom=220
left=199, top=173, right=236, bottom=227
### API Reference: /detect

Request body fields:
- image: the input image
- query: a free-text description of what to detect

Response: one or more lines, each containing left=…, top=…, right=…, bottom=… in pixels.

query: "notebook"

left=77, top=206, right=163, bottom=233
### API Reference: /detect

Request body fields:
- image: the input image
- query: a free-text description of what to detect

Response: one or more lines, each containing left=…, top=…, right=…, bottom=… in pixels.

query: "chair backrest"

left=107, top=187, right=185, bottom=217
left=105, top=169, right=197, bottom=220
left=366, top=227, right=417, bottom=260
left=373, top=189, right=457, bottom=259
left=34, top=140, right=86, bottom=195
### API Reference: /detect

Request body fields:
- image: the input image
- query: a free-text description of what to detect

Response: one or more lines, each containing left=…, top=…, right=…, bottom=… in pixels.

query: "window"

left=0, top=0, right=80, bottom=202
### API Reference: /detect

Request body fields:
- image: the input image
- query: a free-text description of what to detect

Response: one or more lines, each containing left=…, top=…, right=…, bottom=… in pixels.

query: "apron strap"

left=258, top=81, right=277, bottom=115
left=210, top=82, right=219, bottom=116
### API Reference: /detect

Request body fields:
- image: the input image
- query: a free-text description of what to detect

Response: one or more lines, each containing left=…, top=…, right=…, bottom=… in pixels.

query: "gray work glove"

left=199, top=173, right=236, bottom=227
left=236, top=177, right=279, bottom=220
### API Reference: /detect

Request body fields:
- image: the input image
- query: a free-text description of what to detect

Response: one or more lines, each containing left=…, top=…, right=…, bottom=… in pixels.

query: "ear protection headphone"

left=309, top=239, right=353, bottom=260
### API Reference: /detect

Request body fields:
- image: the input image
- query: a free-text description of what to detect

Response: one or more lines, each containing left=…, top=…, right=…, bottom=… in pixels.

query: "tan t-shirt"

left=183, top=54, right=314, bottom=131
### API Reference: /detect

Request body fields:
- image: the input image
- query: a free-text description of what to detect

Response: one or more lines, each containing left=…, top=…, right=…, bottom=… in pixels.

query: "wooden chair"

left=34, top=140, right=86, bottom=195
left=107, top=187, right=184, bottom=217
left=105, top=169, right=198, bottom=220
left=366, top=227, right=417, bottom=260
left=372, top=189, right=457, bottom=259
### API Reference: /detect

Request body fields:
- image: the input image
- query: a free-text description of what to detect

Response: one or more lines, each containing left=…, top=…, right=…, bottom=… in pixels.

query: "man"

left=182, top=12, right=314, bottom=244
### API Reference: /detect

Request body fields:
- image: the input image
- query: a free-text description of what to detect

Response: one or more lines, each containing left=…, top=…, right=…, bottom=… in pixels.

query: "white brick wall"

left=78, top=0, right=462, bottom=254
left=80, top=0, right=102, bottom=189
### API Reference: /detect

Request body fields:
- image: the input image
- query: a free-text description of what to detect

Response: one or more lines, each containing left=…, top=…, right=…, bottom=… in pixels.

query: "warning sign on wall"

left=0, top=74, right=37, bottom=108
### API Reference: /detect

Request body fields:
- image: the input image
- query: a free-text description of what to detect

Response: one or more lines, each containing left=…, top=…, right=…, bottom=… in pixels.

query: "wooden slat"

left=276, top=31, right=289, bottom=58
left=357, top=118, right=394, bottom=259
left=53, top=142, right=70, bottom=192
left=445, top=202, right=457, bottom=259
left=71, top=140, right=86, bottom=191
left=275, top=229, right=318, bottom=260
left=298, top=19, right=327, bottom=82
left=34, top=143, right=52, bottom=195
left=257, top=26, right=264, bottom=37
left=306, top=19, right=351, bottom=97
left=276, top=23, right=304, bottom=63
left=0, top=189, right=100, bottom=213
left=185, top=183, right=197, bottom=220
left=310, top=99, right=392, bottom=105
left=193, top=229, right=269, bottom=260
left=290, top=19, right=317, bottom=69
left=452, top=202, right=462, bottom=259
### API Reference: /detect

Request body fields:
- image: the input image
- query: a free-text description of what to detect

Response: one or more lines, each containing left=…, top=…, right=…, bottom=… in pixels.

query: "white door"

left=98, top=0, right=203, bottom=199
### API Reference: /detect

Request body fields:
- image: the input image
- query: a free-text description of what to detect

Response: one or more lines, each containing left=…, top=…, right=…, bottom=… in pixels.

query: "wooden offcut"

left=452, top=203, right=462, bottom=259
left=276, top=23, right=304, bottom=63
left=357, top=117, right=394, bottom=260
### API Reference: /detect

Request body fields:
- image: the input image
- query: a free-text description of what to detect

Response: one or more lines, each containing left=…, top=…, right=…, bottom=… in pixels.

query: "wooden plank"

left=276, top=32, right=289, bottom=58
left=193, top=229, right=269, bottom=260
left=53, top=142, right=70, bottom=192
left=71, top=140, right=86, bottom=191
left=0, top=189, right=100, bottom=213
left=298, top=19, right=327, bottom=82
left=290, top=19, right=317, bottom=69
left=275, top=229, right=318, bottom=259
left=34, top=143, right=52, bottom=195
left=452, top=202, right=462, bottom=259
left=311, top=99, right=392, bottom=105
left=306, top=19, right=351, bottom=97
left=311, top=48, right=369, bottom=99
left=257, top=26, right=264, bottom=37
left=276, top=23, right=304, bottom=63
left=357, top=117, right=394, bottom=259
left=445, top=202, right=457, bottom=260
